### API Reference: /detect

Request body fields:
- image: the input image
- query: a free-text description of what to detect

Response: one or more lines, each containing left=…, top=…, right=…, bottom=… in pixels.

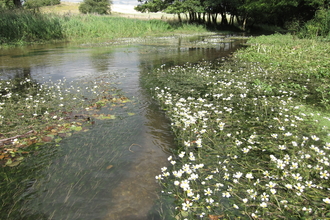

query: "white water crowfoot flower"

left=204, top=188, right=212, bottom=196
left=182, top=200, right=193, bottom=211
left=147, top=42, right=330, bottom=219
left=323, top=198, right=330, bottom=204
left=260, top=202, right=268, bottom=208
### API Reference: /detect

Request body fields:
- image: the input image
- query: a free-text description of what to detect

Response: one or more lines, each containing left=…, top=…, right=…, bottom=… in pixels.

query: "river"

left=0, top=34, right=245, bottom=220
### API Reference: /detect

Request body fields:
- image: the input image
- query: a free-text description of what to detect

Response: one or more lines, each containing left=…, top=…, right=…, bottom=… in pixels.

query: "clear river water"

left=0, top=34, right=246, bottom=220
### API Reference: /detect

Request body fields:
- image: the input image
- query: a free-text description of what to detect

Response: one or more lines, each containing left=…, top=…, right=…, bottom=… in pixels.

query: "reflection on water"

left=0, top=35, right=245, bottom=219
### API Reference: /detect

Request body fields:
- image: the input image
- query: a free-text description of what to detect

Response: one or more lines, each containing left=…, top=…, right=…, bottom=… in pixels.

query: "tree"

left=79, top=0, right=112, bottom=14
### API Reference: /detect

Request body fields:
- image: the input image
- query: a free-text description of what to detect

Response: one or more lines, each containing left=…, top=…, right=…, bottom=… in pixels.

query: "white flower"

left=261, top=192, right=269, bottom=201
left=270, top=189, right=277, bottom=194
left=266, top=181, right=277, bottom=188
left=222, top=192, right=231, bottom=198
left=260, top=202, right=267, bottom=208
left=233, top=172, right=243, bottom=179
left=285, top=184, right=293, bottom=189
left=189, top=152, right=195, bottom=161
left=323, top=198, right=330, bottom=204
left=320, top=170, right=329, bottom=179
left=182, top=201, right=192, bottom=211
left=155, top=175, right=163, bottom=180
left=180, top=180, right=190, bottom=190
left=178, top=151, right=185, bottom=158
left=311, top=135, right=320, bottom=141
left=206, top=198, right=214, bottom=204
left=242, top=147, right=250, bottom=153
left=246, top=173, right=254, bottom=179
left=204, top=188, right=212, bottom=196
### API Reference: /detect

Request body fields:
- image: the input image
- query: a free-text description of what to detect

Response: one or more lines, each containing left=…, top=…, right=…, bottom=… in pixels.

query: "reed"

left=0, top=9, right=63, bottom=44
left=0, top=10, right=208, bottom=45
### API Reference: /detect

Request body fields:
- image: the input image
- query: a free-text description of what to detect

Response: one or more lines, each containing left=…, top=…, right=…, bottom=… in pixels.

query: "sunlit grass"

left=0, top=9, right=209, bottom=46
left=143, top=34, right=330, bottom=219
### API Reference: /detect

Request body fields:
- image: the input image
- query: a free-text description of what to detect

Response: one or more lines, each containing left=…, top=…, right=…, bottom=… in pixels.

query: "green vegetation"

left=299, top=7, right=330, bottom=38
left=136, top=0, right=329, bottom=34
left=0, top=75, right=131, bottom=167
left=79, top=0, right=112, bottom=15
left=142, top=34, right=330, bottom=219
left=0, top=9, right=63, bottom=44
left=0, top=10, right=209, bottom=46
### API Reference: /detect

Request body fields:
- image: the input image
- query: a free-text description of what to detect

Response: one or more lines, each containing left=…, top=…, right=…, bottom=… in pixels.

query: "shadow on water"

left=0, top=34, right=246, bottom=220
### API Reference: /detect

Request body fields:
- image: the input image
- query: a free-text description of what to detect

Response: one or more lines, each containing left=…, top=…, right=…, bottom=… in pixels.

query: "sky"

left=113, top=0, right=138, bottom=5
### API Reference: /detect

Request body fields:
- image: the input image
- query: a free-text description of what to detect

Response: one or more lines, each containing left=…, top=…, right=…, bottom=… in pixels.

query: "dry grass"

left=40, top=2, right=80, bottom=14
left=39, top=2, right=178, bottom=21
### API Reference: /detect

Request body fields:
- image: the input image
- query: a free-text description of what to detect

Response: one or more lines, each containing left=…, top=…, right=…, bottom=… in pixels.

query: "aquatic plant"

left=143, top=34, right=330, bottom=219
left=0, top=74, right=131, bottom=167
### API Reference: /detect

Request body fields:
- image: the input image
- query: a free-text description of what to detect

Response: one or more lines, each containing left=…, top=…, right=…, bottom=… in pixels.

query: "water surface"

left=0, top=35, right=245, bottom=219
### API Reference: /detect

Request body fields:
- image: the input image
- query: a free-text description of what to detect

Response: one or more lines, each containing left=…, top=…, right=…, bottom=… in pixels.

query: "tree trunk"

left=242, top=16, right=247, bottom=31
left=13, top=0, right=22, bottom=7
left=177, top=13, right=182, bottom=22
left=212, top=13, right=218, bottom=25
left=220, top=12, right=228, bottom=25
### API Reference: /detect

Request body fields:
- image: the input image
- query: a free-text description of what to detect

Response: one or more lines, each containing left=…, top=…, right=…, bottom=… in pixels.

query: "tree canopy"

left=135, top=0, right=329, bottom=29
left=79, top=0, right=112, bottom=14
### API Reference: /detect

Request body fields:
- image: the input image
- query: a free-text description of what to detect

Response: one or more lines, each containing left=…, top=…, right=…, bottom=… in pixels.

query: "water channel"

left=0, top=34, right=246, bottom=220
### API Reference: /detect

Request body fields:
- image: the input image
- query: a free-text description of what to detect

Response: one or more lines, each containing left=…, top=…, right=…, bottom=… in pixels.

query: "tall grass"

left=60, top=15, right=173, bottom=40
left=0, top=9, right=63, bottom=44
left=0, top=10, right=209, bottom=45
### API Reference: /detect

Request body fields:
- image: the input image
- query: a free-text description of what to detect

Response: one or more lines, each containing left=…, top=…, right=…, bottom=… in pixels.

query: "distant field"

left=40, top=2, right=178, bottom=21
left=40, top=2, right=80, bottom=14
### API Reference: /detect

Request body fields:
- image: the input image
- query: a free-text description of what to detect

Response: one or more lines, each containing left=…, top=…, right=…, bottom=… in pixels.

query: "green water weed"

left=0, top=74, right=130, bottom=166
left=144, top=34, right=330, bottom=219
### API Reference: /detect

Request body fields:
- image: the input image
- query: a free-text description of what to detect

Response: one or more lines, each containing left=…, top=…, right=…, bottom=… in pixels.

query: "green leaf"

left=71, top=125, right=83, bottom=131
left=127, top=112, right=135, bottom=116
left=5, top=159, right=12, bottom=166
left=16, top=156, right=24, bottom=161
left=95, top=114, right=116, bottom=120
left=180, top=211, right=189, bottom=217
left=7, top=160, right=21, bottom=167
left=122, top=99, right=132, bottom=103
left=55, top=137, right=62, bottom=143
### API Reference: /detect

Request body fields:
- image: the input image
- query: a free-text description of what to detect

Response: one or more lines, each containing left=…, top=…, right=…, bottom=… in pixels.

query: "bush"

left=79, top=0, right=111, bottom=15
left=0, top=0, right=15, bottom=9
left=299, top=8, right=330, bottom=38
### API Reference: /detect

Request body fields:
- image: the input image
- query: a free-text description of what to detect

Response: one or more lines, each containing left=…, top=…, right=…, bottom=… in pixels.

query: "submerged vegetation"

left=142, top=34, right=330, bottom=219
left=0, top=74, right=132, bottom=167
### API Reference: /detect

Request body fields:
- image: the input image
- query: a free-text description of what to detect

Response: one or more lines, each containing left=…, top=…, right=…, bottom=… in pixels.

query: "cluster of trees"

left=135, top=0, right=329, bottom=30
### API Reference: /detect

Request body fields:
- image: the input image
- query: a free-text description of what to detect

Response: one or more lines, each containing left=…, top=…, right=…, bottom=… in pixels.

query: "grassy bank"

left=143, top=34, right=330, bottom=219
left=0, top=9, right=208, bottom=46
